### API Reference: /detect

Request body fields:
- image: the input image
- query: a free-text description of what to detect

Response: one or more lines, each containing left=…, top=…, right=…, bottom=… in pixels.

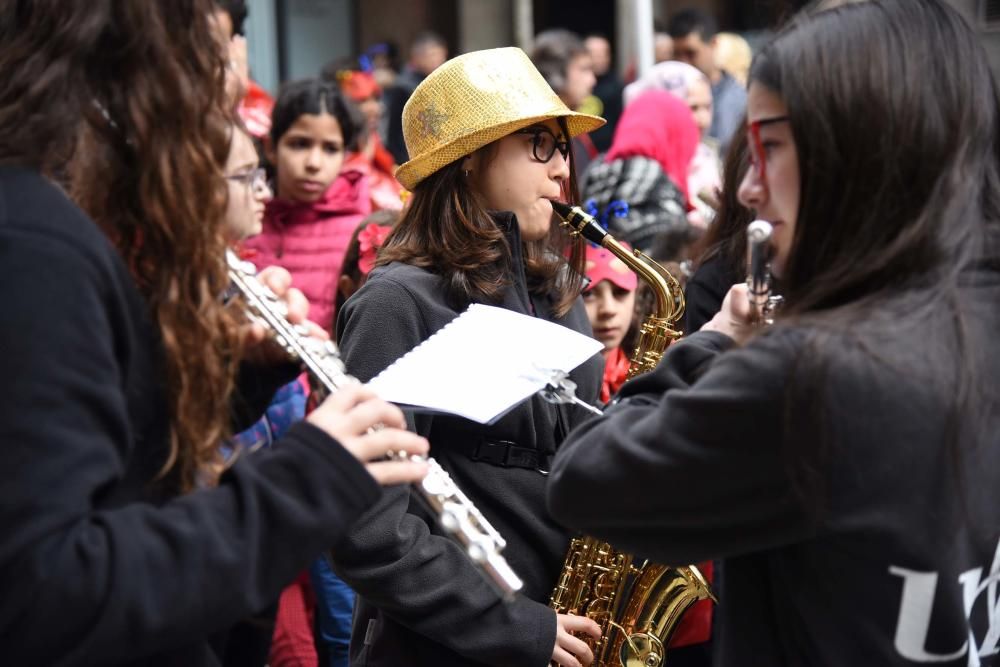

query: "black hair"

left=214, top=0, right=248, bottom=36
left=753, top=0, right=1000, bottom=521
left=753, top=0, right=1000, bottom=316
left=530, top=29, right=588, bottom=94
left=694, top=120, right=753, bottom=277
left=269, top=78, right=363, bottom=152
left=667, top=8, right=718, bottom=41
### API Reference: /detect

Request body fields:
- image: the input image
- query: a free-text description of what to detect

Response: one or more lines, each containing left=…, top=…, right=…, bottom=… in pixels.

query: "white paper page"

left=366, top=304, right=603, bottom=423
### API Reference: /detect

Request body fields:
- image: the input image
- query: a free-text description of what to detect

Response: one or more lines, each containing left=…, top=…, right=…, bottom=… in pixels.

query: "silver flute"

left=746, top=220, right=783, bottom=325
left=226, top=250, right=524, bottom=600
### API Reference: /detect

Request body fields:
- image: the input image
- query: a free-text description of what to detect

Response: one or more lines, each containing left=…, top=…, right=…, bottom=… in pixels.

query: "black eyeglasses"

left=514, top=126, right=570, bottom=163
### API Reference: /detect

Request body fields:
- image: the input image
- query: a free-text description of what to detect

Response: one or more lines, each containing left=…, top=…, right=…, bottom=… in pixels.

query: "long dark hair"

left=379, top=118, right=586, bottom=317
left=0, top=0, right=243, bottom=492
left=693, top=121, right=754, bottom=277
left=756, top=0, right=1000, bottom=514
left=755, top=0, right=1000, bottom=317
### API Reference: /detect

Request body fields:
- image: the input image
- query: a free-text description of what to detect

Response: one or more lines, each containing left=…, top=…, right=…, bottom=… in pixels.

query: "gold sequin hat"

left=395, top=47, right=605, bottom=190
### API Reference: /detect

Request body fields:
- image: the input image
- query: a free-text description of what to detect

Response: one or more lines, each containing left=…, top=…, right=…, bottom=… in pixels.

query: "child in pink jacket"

left=244, top=78, right=370, bottom=334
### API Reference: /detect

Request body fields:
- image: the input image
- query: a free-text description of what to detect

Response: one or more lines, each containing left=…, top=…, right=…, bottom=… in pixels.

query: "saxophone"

left=549, top=203, right=716, bottom=667
left=226, top=250, right=524, bottom=600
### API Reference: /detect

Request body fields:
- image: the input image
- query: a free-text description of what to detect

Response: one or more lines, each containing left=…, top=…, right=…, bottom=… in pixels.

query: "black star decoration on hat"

left=417, top=104, right=447, bottom=137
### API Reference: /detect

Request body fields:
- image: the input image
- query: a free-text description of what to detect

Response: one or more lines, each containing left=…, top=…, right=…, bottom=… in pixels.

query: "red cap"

left=338, top=70, right=381, bottom=102
left=584, top=244, right=637, bottom=292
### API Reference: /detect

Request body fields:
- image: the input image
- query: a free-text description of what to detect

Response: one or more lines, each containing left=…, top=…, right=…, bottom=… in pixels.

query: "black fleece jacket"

left=548, top=274, right=1000, bottom=666
left=333, top=212, right=604, bottom=667
left=0, top=166, right=381, bottom=666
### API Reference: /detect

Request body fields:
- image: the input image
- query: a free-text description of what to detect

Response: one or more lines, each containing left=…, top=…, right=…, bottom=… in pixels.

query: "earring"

left=464, top=169, right=471, bottom=177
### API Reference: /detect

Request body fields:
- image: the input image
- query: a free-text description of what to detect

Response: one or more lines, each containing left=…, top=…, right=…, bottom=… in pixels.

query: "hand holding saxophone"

left=552, top=613, right=602, bottom=667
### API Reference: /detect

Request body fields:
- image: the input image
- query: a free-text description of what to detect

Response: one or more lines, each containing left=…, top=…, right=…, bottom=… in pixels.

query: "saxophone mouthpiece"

left=550, top=200, right=574, bottom=218
left=551, top=201, right=609, bottom=246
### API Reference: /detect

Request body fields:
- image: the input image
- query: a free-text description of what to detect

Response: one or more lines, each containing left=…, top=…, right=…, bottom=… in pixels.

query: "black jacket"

left=0, top=166, right=382, bottom=666
left=334, top=213, right=603, bottom=667
left=682, top=255, right=741, bottom=334
left=548, top=275, right=1000, bottom=666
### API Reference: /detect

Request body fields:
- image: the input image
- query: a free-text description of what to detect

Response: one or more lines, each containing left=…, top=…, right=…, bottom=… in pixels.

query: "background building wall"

left=459, top=0, right=515, bottom=52
left=278, top=0, right=355, bottom=81
left=245, top=0, right=1000, bottom=95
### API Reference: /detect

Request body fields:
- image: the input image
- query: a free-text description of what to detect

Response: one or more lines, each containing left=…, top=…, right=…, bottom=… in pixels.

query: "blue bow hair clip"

left=583, top=199, right=630, bottom=246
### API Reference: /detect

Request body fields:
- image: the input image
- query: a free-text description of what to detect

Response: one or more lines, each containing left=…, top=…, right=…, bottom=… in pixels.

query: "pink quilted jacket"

left=243, top=168, right=372, bottom=333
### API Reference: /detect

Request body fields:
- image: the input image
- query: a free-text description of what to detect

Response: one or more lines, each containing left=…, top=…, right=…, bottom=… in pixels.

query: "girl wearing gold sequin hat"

left=331, top=47, right=607, bottom=667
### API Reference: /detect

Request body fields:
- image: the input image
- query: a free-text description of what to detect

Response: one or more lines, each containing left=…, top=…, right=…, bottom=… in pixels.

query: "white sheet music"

left=366, top=304, right=603, bottom=424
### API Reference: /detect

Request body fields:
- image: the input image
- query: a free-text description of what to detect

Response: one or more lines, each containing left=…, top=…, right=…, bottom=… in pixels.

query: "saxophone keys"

left=619, top=632, right=664, bottom=667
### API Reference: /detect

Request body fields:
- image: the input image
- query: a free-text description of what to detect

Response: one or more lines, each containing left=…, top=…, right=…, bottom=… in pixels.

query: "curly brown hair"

left=0, top=0, right=244, bottom=492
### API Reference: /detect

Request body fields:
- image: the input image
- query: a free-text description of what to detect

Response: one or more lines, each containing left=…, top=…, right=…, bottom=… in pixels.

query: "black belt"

left=469, top=438, right=551, bottom=474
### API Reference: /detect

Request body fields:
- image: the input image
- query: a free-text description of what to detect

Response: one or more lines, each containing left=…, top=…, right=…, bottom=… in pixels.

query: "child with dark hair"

left=332, top=47, right=605, bottom=667
left=582, top=244, right=637, bottom=404
left=244, top=78, right=369, bottom=334
left=682, top=122, right=754, bottom=333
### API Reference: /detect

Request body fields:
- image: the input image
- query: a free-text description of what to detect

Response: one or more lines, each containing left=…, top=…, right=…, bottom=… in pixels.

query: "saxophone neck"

left=601, top=236, right=682, bottom=324
left=550, top=201, right=684, bottom=325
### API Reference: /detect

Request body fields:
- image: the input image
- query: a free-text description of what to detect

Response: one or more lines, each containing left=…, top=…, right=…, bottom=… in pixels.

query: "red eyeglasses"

left=748, top=116, right=790, bottom=185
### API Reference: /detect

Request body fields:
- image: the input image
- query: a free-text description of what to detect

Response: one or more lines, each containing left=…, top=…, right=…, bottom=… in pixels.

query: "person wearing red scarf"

left=583, top=240, right=715, bottom=663
left=582, top=244, right=637, bottom=404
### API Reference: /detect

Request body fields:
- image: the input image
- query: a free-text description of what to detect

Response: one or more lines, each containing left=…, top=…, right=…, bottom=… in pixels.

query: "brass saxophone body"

left=225, top=250, right=524, bottom=600
left=549, top=202, right=716, bottom=667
